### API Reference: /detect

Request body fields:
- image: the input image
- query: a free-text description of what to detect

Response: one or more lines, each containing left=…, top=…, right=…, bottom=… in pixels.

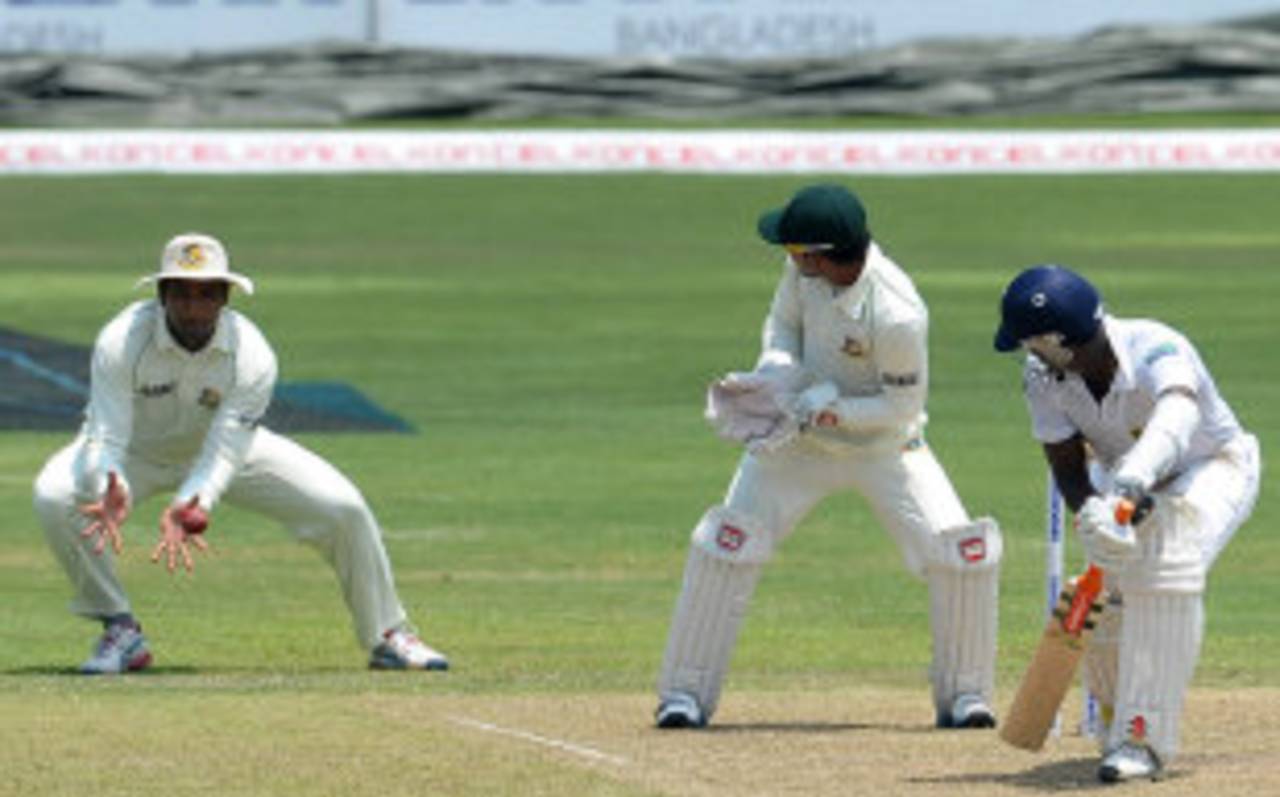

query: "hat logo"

left=1030, top=291, right=1047, bottom=308
left=177, top=244, right=207, bottom=271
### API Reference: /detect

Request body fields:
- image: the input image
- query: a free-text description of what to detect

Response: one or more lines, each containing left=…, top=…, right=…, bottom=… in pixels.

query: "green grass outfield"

left=0, top=173, right=1276, bottom=794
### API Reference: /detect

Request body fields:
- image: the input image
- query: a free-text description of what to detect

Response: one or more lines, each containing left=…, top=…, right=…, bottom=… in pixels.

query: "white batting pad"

left=1108, top=591, right=1204, bottom=762
left=1120, top=496, right=1206, bottom=594
left=657, top=544, right=763, bottom=720
left=1082, top=593, right=1123, bottom=746
left=926, top=518, right=1002, bottom=714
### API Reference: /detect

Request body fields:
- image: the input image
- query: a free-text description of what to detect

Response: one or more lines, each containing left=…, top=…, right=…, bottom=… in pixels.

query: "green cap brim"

left=757, top=209, right=785, bottom=243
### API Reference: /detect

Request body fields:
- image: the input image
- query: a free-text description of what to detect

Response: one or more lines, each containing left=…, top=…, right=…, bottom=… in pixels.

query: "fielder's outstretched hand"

left=151, top=496, right=210, bottom=574
left=79, top=471, right=131, bottom=556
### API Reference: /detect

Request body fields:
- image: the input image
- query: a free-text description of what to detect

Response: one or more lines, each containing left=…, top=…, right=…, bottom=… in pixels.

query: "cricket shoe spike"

left=80, top=621, right=152, bottom=675
left=369, top=627, right=449, bottom=671
left=939, top=693, right=997, bottom=729
left=1099, top=742, right=1163, bottom=783
left=655, top=692, right=706, bottom=729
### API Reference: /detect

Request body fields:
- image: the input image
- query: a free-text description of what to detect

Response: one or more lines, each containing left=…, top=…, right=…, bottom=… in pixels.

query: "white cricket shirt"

left=1023, top=315, right=1243, bottom=472
left=757, top=242, right=929, bottom=450
left=79, top=299, right=277, bottom=509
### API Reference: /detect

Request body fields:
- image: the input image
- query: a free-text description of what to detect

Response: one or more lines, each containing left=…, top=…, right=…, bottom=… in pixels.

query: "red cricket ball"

left=176, top=504, right=208, bottom=535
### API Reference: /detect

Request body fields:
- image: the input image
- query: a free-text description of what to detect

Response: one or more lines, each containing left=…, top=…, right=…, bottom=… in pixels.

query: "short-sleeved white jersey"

left=1022, top=315, right=1243, bottom=472
left=756, top=242, right=929, bottom=450
left=79, top=299, right=277, bottom=509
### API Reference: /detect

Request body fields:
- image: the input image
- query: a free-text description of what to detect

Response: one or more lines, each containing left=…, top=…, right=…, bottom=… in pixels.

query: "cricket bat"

left=999, top=498, right=1146, bottom=752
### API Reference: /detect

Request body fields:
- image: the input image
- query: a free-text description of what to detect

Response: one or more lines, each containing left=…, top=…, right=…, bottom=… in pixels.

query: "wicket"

left=1045, top=472, right=1100, bottom=739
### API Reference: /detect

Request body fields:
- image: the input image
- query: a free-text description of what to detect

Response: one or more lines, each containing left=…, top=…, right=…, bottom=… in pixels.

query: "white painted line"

left=447, top=715, right=628, bottom=767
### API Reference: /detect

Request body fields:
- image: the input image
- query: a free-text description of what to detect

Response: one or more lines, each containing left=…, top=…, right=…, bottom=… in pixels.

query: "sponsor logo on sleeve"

left=1142, top=342, right=1178, bottom=366
left=882, top=371, right=919, bottom=387
left=138, top=382, right=176, bottom=398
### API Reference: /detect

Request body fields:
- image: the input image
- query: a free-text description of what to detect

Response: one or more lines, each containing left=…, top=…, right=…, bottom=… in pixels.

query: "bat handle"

left=1063, top=564, right=1104, bottom=635
left=1115, top=499, right=1137, bottom=525
left=1114, top=494, right=1155, bottom=526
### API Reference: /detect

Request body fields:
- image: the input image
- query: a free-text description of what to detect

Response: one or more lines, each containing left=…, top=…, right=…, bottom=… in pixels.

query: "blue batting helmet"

left=993, top=265, right=1103, bottom=352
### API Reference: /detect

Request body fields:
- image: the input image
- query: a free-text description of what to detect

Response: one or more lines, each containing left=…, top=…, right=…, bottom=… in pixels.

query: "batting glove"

left=1111, top=474, right=1149, bottom=506
left=1076, top=495, right=1138, bottom=572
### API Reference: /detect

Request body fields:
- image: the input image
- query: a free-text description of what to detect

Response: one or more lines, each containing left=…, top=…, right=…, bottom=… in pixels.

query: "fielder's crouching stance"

left=995, top=265, right=1260, bottom=782
left=34, top=233, right=449, bottom=674
left=656, top=184, right=1002, bottom=731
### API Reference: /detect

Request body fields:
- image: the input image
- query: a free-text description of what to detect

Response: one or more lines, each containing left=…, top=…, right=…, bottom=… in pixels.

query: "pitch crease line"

left=447, top=715, right=628, bottom=766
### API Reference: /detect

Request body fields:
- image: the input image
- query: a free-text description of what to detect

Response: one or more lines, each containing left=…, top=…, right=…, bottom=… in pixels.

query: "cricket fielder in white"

left=34, top=233, right=449, bottom=674
left=995, top=264, right=1260, bottom=782
left=656, top=184, right=1003, bottom=730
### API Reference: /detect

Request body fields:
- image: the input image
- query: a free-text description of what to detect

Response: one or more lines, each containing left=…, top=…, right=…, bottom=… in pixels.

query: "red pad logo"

left=1129, top=714, right=1147, bottom=742
left=716, top=524, right=747, bottom=552
left=958, top=536, right=986, bottom=563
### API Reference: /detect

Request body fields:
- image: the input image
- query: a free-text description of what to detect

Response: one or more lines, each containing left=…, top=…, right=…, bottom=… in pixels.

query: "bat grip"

left=1063, top=564, right=1103, bottom=635
left=1114, top=494, right=1155, bottom=526
left=1114, top=499, right=1136, bottom=525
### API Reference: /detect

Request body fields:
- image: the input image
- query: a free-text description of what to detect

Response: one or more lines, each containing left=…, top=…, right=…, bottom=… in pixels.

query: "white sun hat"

left=136, top=233, right=254, bottom=294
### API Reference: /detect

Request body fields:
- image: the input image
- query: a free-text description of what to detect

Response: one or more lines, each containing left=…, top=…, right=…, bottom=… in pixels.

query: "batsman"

left=994, top=265, right=1260, bottom=782
left=655, top=184, right=1003, bottom=731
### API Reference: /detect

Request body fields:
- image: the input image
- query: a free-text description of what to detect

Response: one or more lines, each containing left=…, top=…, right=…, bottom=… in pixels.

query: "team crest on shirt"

left=716, top=523, right=747, bottom=553
left=198, top=387, right=222, bottom=410
left=841, top=336, right=866, bottom=357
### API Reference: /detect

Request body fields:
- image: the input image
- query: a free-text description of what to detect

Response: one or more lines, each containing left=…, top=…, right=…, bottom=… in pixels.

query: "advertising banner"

left=5, top=129, right=1280, bottom=175
left=1, top=0, right=1273, bottom=58
left=0, top=0, right=364, bottom=55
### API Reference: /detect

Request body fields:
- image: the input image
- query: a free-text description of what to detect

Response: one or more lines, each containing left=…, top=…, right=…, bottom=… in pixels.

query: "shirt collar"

left=833, top=242, right=881, bottom=315
left=1101, top=315, right=1134, bottom=390
left=152, top=300, right=233, bottom=355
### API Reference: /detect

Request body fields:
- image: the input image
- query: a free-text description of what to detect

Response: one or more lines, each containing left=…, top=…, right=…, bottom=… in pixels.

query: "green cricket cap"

left=756, top=184, right=870, bottom=249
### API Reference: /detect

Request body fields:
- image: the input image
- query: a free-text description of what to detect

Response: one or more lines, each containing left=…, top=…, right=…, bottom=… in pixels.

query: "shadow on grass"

left=705, top=720, right=922, bottom=734
left=2, top=664, right=201, bottom=676
left=1, top=664, right=375, bottom=677
left=906, top=756, right=1187, bottom=792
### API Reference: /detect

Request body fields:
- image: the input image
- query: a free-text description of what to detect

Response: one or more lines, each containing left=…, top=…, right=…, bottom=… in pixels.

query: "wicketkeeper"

left=994, top=264, right=1260, bottom=782
left=655, top=184, right=1003, bottom=730
left=34, top=233, right=449, bottom=673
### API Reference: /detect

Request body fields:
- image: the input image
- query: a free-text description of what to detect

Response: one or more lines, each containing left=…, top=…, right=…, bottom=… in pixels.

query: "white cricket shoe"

left=369, top=627, right=449, bottom=671
left=655, top=692, right=706, bottom=729
left=80, top=622, right=152, bottom=675
left=940, top=693, right=997, bottom=729
left=1099, top=742, right=1163, bottom=783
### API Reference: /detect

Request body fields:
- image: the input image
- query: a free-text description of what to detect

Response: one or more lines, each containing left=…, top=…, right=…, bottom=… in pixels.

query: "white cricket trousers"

left=33, top=428, right=408, bottom=649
